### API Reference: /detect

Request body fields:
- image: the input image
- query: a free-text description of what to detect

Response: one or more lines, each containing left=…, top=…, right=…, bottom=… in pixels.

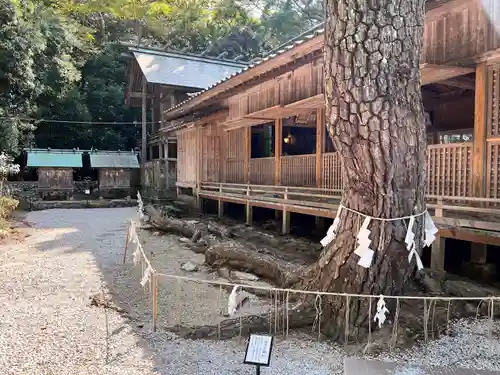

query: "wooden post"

left=430, top=234, right=446, bottom=271
left=472, top=62, right=487, bottom=197
left=152, top=272, right=158, bottom=332
left=471, top=243, right=488, bottom=264
left=244, top=127, right=251, bottom=183
left=316, top=108, right=325, bottom=187
left=218, top=183, right=224, bottom=218
left=282, top=187, right=290, bottom=235
left=431, top=198, right=445, bottom=271
left=245, top=185, right=252, bottom=225
left=196, top=127, right=202, bottom=208
left=123, top=221, right=131, bottom=264
left=274, top=119, right=282, bottom=185
left=141, top=79, right=147, bottom=164
left=150, top=92, right=157, bottom=134
left=165, top=141, right=170, bottom=189
left=275, top=119, right=282, bottom=220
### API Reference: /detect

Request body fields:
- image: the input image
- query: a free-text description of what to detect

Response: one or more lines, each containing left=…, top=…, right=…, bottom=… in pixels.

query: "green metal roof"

left=89, top=152, right=139, bottom=169
left=27, top=150, right=83, bottom=167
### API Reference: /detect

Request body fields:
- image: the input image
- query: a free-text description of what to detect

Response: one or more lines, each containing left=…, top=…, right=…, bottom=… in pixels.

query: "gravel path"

left=1, top=207, right=500, bottom=375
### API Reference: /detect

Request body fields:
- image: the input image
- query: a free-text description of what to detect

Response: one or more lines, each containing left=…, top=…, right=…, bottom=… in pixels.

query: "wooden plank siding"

left=201, top=123, right=221, bottom=183
left=38, top=168, right=74, bottom=189
left=99, top=169, right=132, bottom=188
left=223, top=128, right=245, bottom=183
left=176, top=128, right=197, bottom=187
left=423, top=0, right=500, bottom=65
left=226, top=59, right=324, bottom=121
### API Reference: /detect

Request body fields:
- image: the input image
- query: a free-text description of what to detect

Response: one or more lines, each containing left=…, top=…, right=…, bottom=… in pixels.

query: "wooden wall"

left=99, top=169, right=131, bottom=188
left=227, top=59, right=323, bottom=120
left=38, top=168, right=73, bottom=189
left=176, top=128, right=197, bottom=187
left=201, top=123, right=222, bottom=182
left=223, top=128, right=245, bottom=183
left=423, top=0, right=500, bottom=64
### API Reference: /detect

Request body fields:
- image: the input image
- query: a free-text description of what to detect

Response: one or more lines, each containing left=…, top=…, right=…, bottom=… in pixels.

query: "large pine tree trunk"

left=301, top=0, right=427, bottom=341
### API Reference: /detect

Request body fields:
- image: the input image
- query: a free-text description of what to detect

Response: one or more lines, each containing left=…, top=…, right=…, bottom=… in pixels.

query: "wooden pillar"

left=141, top=79, right=147, bottom=163
left=431, top=198, right=445, bottom=271
left=471, top=243, right=488, bottom=264
left=316, top=108, right=325, bottom=187
left=275, top=119, right=283, bottom=220
left=430, top=233, right=446, bottom=271
left=165, top=140, right=170, bottom=189
left=274, top=119, right=282, bottom=185
left=472, top=62, right=487, bottom=197
left=150, top=94, right=156, bottom=134
left=282, top=187, right=290, bottom=234
left=245, top=186, right=252, bottom=225
left=196, top=127, right=202, bottom=208
left=244, top=127, right=251, bottom=183
left=218, top=184, right=224, bottom=218
left=315, top=216, right=324, bottom=232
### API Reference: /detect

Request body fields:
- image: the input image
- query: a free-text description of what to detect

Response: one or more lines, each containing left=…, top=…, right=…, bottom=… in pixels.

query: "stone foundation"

left=29, top=199, right=138, bottom=211
left=6, top=182, right=138, bottom=210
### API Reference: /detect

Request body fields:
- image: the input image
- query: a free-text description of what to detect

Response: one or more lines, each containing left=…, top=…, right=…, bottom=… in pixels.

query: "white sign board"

left=244, top=334, right=273, bottom=367
left=84, top=189, right=90, bottom=195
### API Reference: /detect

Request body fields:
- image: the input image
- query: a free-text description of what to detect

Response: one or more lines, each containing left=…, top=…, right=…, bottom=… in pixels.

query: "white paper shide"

left=405, top=216, right=424, bottom=270
left=374, top=295, right=390, bottom=328
left=320, top=206, right=342, bottom=247
left=354, top=217, right=374, bottom=268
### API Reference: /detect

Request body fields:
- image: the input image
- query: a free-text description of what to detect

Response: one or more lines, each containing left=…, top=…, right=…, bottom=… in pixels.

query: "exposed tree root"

left=145, top=205, right=230, bottom=246
left=170, top=301, right=317, bottom=340
left=205, top=241, right=304, bottom=287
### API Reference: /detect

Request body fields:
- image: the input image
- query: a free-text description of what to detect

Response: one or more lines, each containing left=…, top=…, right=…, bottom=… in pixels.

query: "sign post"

left=243, top=334, right=274, bottom=375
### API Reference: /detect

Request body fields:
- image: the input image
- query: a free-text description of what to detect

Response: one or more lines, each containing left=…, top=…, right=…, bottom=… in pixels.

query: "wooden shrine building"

left=89, top=150, right=139, bottom=190
left=26, top=148, right=82, bottom=190
left=123, top=46, right=247, bottom=194
left=136, top=0, right=500, bottom=277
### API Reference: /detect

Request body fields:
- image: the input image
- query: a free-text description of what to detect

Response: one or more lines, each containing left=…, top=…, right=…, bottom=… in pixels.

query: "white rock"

left=232, top=271, right=259, bottom=281
left=180, top=261, right=198, bottom=272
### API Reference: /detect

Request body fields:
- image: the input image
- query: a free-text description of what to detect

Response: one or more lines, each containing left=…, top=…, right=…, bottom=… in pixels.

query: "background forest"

left=0, top=0, right=322, bottom=156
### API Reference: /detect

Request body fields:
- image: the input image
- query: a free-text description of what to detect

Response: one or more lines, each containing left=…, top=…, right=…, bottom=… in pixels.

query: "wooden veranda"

left=144, top=0, right=500, bottom=274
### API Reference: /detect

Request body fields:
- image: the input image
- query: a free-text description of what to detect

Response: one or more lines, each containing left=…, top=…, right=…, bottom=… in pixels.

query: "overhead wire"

left=0, top=116, right=161, bottom=125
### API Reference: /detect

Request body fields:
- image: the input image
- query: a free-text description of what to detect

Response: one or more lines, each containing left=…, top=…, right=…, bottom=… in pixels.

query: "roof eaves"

left=163, top=26, right=325, bottom=119
left=128, top=46, right=248, bottom=68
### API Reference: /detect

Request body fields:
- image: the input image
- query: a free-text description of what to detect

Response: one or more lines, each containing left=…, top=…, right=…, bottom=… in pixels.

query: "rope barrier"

left=123, top=207, right=499, bottom=342
left=154, top=271, right=500, bottom=302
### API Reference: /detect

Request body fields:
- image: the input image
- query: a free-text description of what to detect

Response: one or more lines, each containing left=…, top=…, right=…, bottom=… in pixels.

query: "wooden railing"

left=321, top=152, right=343, bottom=191
left=207, top=143, right=500, bottom=200
left=200, top=182, right=500, bottom=230
left=249, top=157, right=274, bottom=185
left=426, top=143, right=472, bottom=197
left=487, top=141, right=500, bottom=198
left=280, top=154, right=315, bottom=186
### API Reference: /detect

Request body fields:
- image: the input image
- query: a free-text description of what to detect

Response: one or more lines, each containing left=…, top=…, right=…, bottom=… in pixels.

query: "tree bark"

left=206, top=241, right=304, bottom=287
left=301, top=0, right=427, bottom=341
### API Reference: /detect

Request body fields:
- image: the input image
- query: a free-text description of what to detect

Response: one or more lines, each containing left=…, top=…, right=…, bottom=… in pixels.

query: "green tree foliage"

left=0, top=0, right=322, bottom=156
